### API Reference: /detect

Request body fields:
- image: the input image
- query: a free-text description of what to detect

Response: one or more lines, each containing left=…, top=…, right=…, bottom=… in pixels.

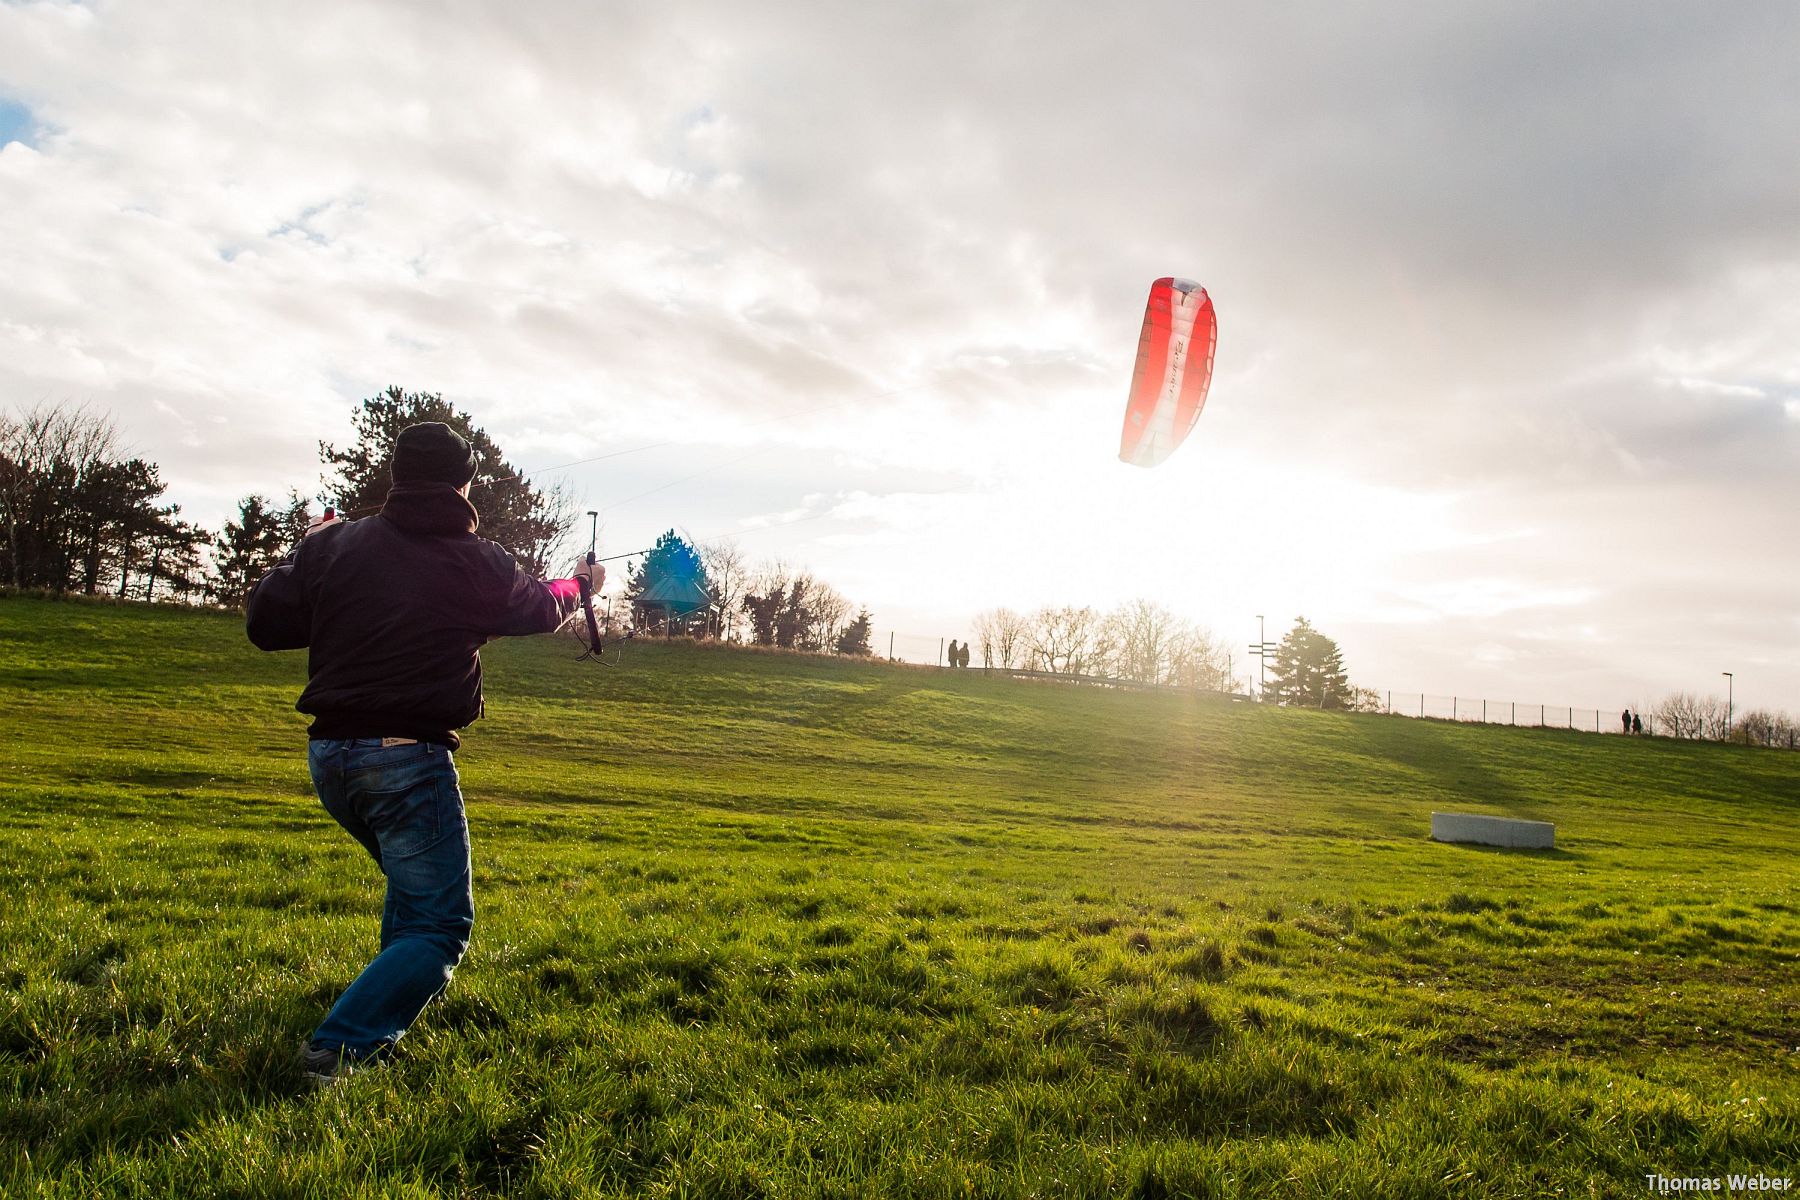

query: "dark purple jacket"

left=246, top=483, right=580, bottom=748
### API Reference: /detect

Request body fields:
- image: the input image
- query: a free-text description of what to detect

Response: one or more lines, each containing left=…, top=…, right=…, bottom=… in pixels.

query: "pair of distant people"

left=1620, top=708, right=1643, bottom=735
left=945, top=639, right=971, bottom=669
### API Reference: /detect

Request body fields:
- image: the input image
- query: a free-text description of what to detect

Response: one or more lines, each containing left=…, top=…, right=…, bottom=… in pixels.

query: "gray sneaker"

left=300, top=1042, right=362, bottom=1087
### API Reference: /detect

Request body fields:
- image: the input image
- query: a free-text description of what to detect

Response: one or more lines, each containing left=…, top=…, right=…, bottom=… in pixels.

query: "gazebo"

left=637, top=572, right=716, bottom=637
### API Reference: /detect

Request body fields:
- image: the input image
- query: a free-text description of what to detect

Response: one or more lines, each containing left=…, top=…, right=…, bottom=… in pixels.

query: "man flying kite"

left=246, top=421, right=601, bottom=1085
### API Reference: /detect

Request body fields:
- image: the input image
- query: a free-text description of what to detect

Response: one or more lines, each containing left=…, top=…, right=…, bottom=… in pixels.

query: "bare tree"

left=1167, top=624, right=1232, bottom=691
left=1649, top=692, right=1697, bottom=738
left=1649, top=691, right=1731, bottom=740
left=1107, top=599, right=1183, bottom=684
left=1734, top=709, right=1780, bottom=747
left=1774, top=713, right=1800, bottom=751
left=973, top=607, right=1029, bottom=669
left=699, top=539, right=749, bottom=640
left=805, top=581, right=851, bottom=651
left=537, top=477, right=583, bottom=577
left=747, top=558, right=792, bottom=599
left=1027, top=605, right=1108, bottom=675
left=0, top=403, right=121, bottom=591
left=1699, top=695, right=1733, bottom=742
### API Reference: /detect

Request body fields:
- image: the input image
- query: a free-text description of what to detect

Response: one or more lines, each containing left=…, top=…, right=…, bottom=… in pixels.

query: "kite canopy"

left=1118, top=277, right=1216, bottom=468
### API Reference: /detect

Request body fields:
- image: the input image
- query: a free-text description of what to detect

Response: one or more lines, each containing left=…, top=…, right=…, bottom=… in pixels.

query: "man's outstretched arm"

left=246, top=546, right=311, bottom=651
left=486, top=554, right=603, bottom=638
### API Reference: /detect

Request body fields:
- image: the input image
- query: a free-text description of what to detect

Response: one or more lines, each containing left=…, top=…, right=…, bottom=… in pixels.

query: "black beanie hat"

left=391, top=422, right=478, bottom=487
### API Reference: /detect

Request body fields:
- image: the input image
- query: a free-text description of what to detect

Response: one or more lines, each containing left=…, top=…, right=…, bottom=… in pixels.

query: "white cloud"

left=2, top=1, right=1798, bottom=706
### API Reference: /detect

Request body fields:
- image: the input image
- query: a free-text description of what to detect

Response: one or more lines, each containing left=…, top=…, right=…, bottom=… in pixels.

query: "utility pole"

left=1722, top=671, right=1733, bottom=741
left=1247, top=614, right=1277, bottom=701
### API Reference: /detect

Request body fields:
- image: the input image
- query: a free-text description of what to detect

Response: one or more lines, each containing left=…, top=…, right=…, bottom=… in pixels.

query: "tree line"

left=1, top=393, right=574, bottom=607
left=17, top=395, right=1787, bottom=738
left=1644, top=691, right=1799, bottom=749
left=2, top=394, right=878, bottom=656
left=1, top=404, right=211, bottom=601
left=967, top=604, right=1355, bottom=704
left=624, top=531, right=874, bottom=656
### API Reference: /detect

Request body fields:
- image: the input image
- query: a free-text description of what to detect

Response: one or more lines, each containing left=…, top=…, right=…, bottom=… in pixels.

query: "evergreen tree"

left=210, top=495, right=288, bottom=608
left=83, top=459, right=179, bottom=597
left=740, top=585, right=784, bottom=646
left=624, top=529, right=712, bottom=635
left=138, top=517, right=210, bottom=603
left=834, top=609, right=874, bottom=656
left=1263, top=616, right=1352, bottom=709
left=319, top=386, right=572, bottom=575
left=774, top=575, right=810, bottom=649
left=277, top=489, right=315, bottom=548
left=108, top=467, right=199, bottom=600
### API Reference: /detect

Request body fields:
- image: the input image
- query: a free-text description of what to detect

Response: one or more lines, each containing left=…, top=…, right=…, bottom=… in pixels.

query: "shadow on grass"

left=1350, top=716, right=1549, bottom=817
left=1434, top=842, right=1590, bottom=863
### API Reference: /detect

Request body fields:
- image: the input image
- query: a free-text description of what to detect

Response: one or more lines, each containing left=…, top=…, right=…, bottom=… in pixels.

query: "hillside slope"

left=1, top=596, right=1795, bottom=1197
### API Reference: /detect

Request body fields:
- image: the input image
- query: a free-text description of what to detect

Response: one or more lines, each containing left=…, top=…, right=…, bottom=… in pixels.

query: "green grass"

left=1, top=594, right=1796, bottom=1198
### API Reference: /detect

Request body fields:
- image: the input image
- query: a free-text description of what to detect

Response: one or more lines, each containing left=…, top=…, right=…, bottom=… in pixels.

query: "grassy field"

left=1, top=594, right=1796, bottom=1198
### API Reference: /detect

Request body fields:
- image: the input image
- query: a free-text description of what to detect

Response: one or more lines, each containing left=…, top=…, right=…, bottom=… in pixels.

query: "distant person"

left=246, top=422, right=598, bottom=1086
left=1632, top=713, right=1643, bottom=736
left=958, top=642, right=971, bottom=669
left=1621, top=708, right=1632, bottom=734
left=946, top=639, right=959, bottom=668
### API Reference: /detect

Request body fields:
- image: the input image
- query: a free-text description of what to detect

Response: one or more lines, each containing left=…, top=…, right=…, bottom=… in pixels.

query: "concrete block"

left=1430, top=811, right=1554, bottom=849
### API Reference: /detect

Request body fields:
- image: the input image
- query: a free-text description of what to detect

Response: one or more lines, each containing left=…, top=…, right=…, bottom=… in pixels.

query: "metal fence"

left=1371, top=693, right=1624, bottom=734
left=877, top=630, right=959, bottom=666
left=876, top=629, right=1644, bottom=736
left=710, top=624, right=1798, bottom=748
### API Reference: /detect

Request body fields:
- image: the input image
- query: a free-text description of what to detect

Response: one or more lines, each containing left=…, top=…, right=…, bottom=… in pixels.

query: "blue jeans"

left=306, top=738, right=473, bottom=1057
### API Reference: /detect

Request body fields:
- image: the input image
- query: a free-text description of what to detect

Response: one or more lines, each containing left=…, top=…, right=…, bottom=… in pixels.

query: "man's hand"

left=304, top=511, right=343, bottom=538
left=572, top=557, right=605, bottom=591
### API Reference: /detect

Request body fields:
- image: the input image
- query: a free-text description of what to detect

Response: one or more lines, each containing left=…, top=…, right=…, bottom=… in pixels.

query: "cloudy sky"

left=3, top=1, right=1797, bottom=712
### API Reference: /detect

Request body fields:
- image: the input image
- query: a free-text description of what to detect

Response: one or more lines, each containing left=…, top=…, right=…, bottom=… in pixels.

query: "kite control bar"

left=575, top=550, right=604, bottom=661
left=572, top=511, right=611, bottom=662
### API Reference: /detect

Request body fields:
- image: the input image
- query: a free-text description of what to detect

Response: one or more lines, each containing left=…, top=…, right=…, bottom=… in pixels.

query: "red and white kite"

left=1118, top=277, right=1217, bottom=468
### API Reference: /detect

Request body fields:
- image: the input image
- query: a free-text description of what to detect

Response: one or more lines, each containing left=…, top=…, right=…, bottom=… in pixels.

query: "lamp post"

left=1722, top=671, right=1733, bottom=741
